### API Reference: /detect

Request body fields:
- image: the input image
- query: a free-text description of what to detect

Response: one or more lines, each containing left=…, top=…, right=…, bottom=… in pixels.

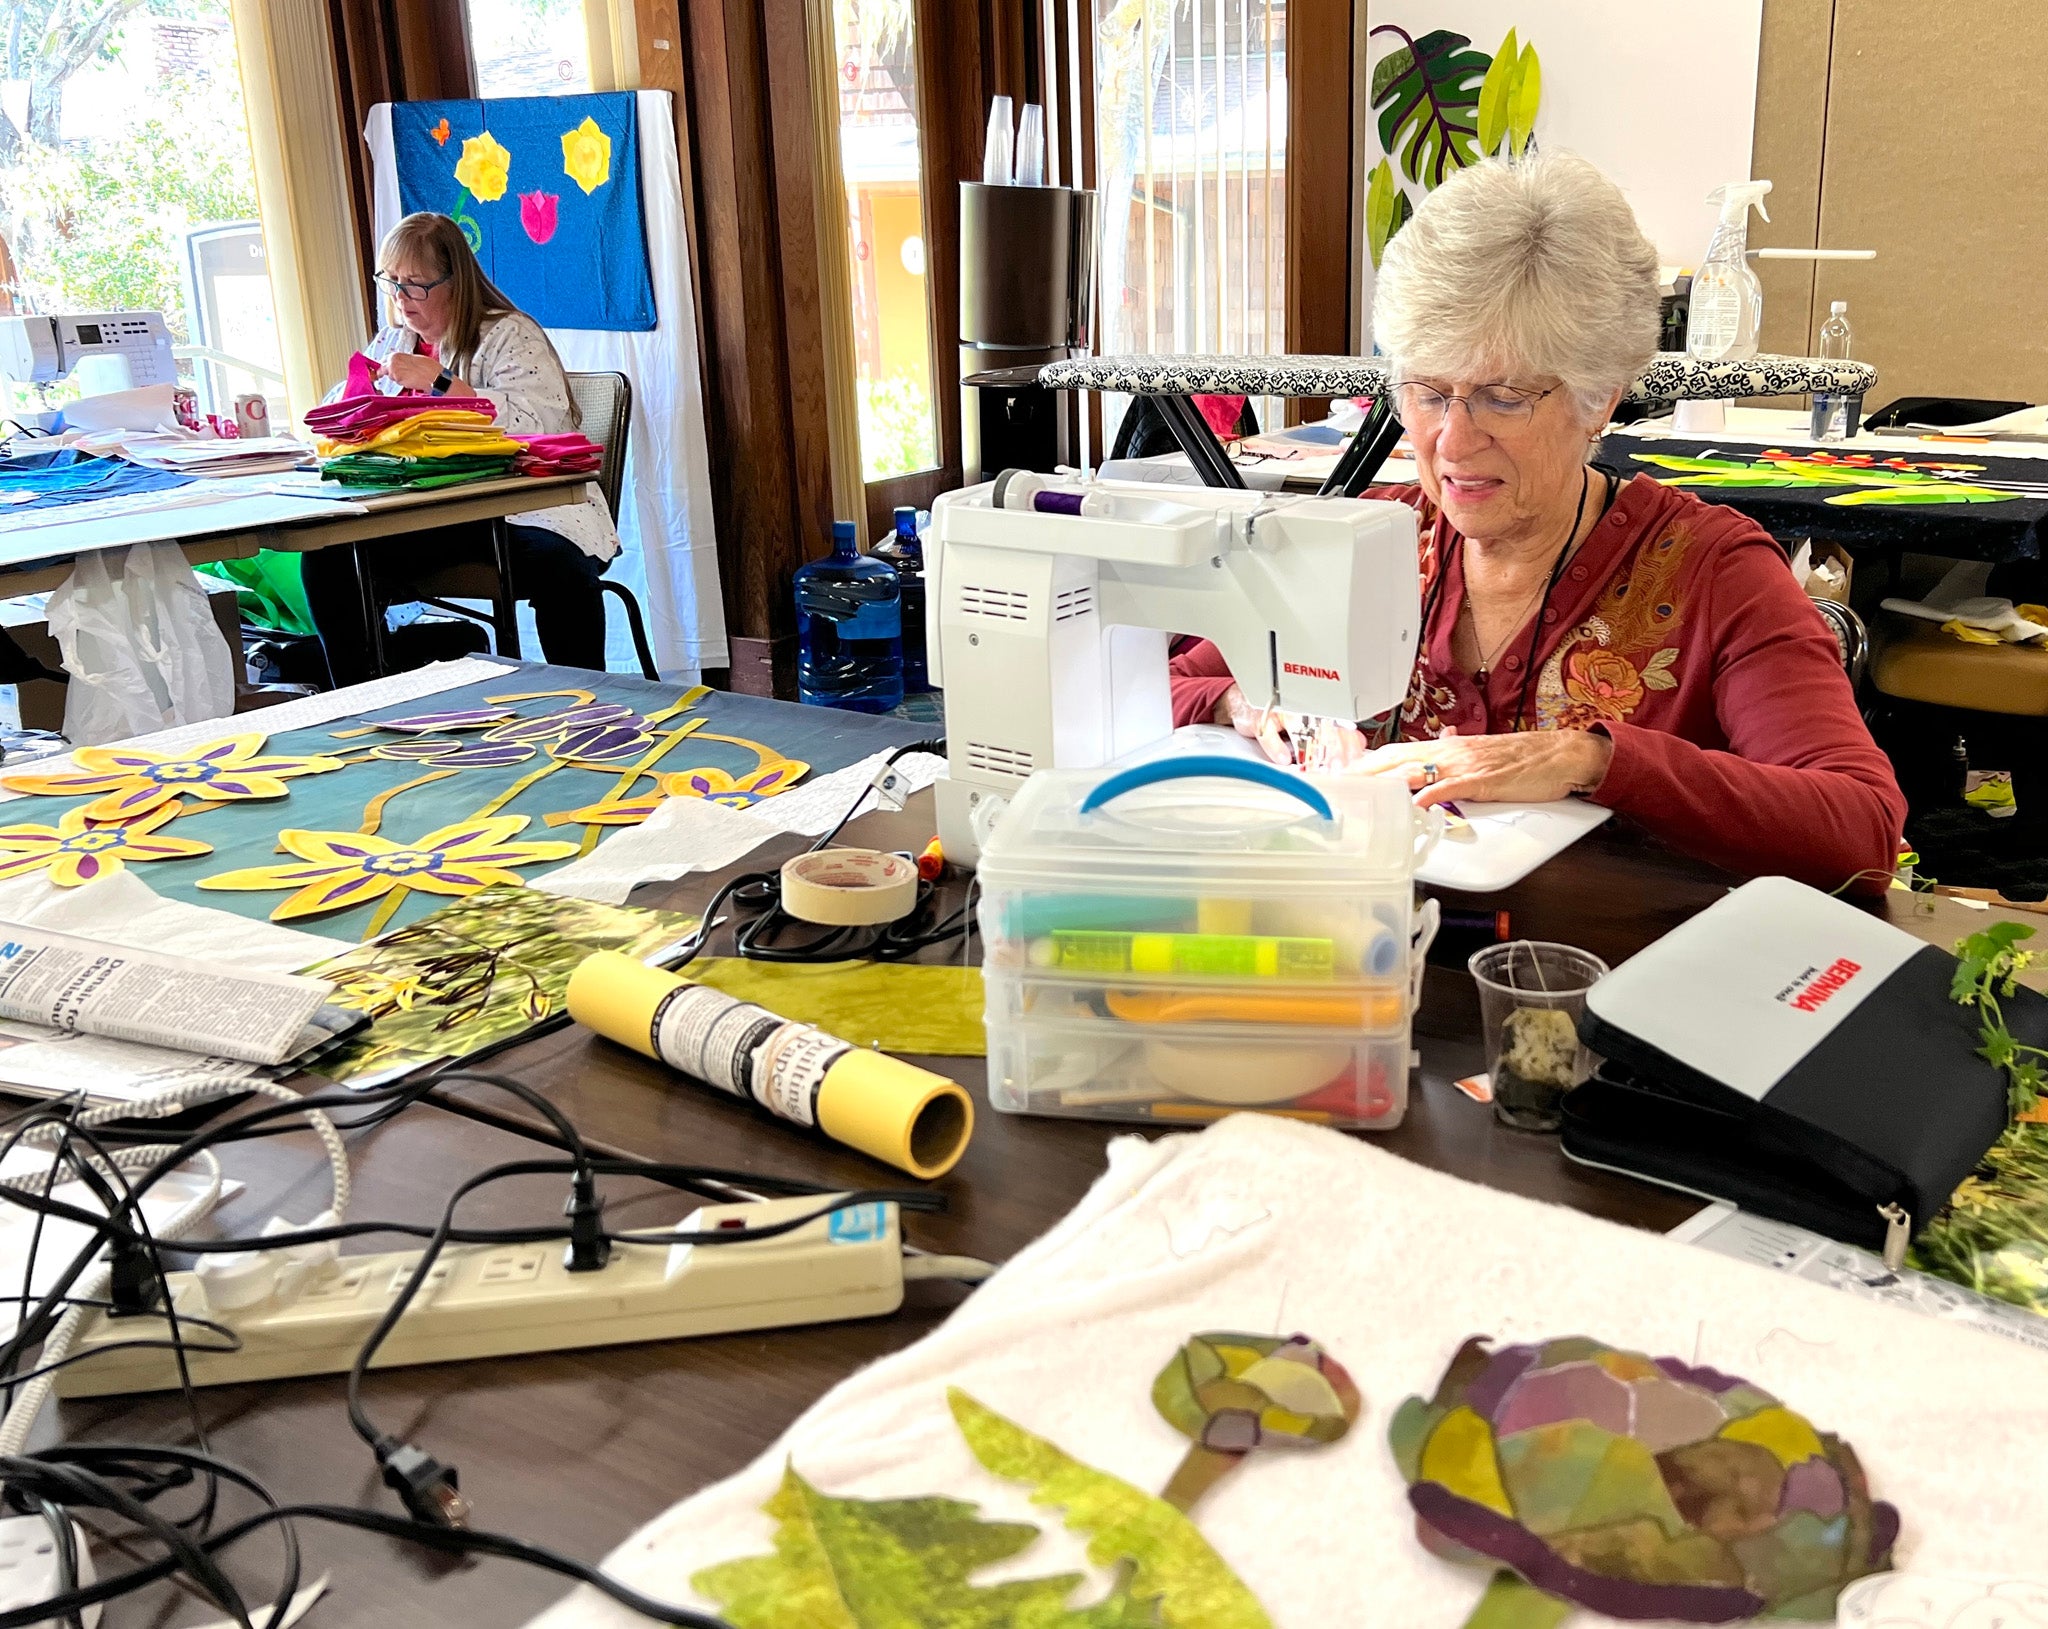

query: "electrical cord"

left=0, top=1442, right=731, bottom=1627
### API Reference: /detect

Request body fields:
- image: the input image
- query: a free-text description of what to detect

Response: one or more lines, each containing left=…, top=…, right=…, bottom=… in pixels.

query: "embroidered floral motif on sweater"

left=1533, top=523, right=1697, bottom=731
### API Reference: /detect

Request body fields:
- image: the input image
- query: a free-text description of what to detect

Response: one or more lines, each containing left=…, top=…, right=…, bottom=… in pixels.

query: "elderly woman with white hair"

left=1171, top=152, right=1904, bottom=890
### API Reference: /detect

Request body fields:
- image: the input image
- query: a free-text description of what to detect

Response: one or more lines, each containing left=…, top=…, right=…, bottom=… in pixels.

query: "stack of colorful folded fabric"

left=512, top=432, right=604, bottom=477
left=307, top=394, right=521, bottom=491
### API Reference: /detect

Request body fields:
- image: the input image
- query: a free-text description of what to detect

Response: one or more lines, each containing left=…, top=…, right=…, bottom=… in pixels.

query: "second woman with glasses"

left=302, top=210, right=619, bottom=686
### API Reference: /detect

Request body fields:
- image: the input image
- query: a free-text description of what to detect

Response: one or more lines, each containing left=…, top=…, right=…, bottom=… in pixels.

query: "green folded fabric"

left=320, top=452, right=518, bottom=489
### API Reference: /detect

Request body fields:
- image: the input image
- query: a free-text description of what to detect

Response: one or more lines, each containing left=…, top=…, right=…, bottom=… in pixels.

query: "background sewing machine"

left=926, top=474, right=1421, bottom=862
left=0, top=311, right=177, bottom=430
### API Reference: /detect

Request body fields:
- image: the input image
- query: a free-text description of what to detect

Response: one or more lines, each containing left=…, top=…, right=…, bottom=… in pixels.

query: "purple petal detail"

left=74, top=854, right=100, bottom=879
left=1654, top=1356, right=1745, bottom=1394
left=1465, top=1345, right=1540, bottom=1422
left=1778, top=1457, right=1845, bottom=1520
left=320, top=873, right=382, bottom=902
left=322, top=842, right=379, bottom=859
left=556, top=725, right=648, bottom=760
left=1870, top=1501, right=1900, bottom=1560
left=1407, top=1484, right=1765, bottom=1624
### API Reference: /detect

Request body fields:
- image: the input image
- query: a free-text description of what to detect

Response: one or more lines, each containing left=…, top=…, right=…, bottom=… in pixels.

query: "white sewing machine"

left=925, top=473, right=1421, bottom=863
left=0, top=311, right=176, bottom=396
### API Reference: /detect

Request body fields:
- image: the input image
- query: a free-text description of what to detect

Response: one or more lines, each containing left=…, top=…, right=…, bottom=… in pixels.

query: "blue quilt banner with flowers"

left=393, top=91, right=655, bottom=332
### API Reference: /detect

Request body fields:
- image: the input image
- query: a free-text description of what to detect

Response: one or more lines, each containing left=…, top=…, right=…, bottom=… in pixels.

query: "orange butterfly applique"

left=430, top=118, right=451, bottom=146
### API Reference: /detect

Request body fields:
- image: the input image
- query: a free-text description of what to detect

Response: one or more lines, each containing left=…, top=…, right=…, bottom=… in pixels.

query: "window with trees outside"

left=466, top=0, right=594, bottom=99
left=1095, top=0, right=1288, bottom=441
left=0, top=0, right=285, bottom=425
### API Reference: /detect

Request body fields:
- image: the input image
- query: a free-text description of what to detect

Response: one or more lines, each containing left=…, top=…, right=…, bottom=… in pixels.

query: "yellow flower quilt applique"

left=561, top=115, right=611, bottom=195
left=2, top=734, right=346, bottom=821
left=454, top=131, right=512, bottom=202
left=0, top=804, right=212, bottom=888
left=198, top=815, right=577, bottom=923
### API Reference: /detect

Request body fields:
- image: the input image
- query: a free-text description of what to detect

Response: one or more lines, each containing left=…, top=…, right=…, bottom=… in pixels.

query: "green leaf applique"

left=950, top=1388, right=1273, bottom=1629
left=691, top=1463, right=1137, bottom=1629
left=1366, top=157, right=1413, bottom=269
left=1508, top=42, right=1542, bottom=154
left=1476, top=30, right=1518, bottom=156
left=1370, top=26, right=1490, bottom=189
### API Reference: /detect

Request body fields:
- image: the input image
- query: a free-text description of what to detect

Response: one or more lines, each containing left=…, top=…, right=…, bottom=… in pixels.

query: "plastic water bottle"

left=1811, top=301, right=1854, bottom=441
left=870, top=505, right=929, bottom=693
left=795, top=521, right=903, bottom=713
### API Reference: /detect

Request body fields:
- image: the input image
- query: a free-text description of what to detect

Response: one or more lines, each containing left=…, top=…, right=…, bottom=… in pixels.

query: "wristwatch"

left=430, top=368, right=453, bottom=397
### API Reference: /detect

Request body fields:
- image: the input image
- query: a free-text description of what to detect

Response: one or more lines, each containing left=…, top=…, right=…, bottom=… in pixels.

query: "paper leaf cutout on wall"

left=1476, top=28, right=1518, bottom=156
left=690, top=1464, right=1141, bottom=1629
left=1368, top=25, right=1489, bottom=190
left=1508, top=41, right=1542, bottom=154
left=951, top=1388, right=1273, bottom=1629
left=1365, top=157, right=1413, bottom=269
left=1389, top=1335, right=1901, bottom=1629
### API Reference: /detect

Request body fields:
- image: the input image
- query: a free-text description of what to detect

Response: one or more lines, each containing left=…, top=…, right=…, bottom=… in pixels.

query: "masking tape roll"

left=779, top=848, right=919, bottom=926
left=567, top=951, right=973, bottom=1179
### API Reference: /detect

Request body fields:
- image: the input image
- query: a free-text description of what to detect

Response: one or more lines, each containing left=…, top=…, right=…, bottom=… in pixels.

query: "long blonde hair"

left=377, top=213, right=578, bottom=424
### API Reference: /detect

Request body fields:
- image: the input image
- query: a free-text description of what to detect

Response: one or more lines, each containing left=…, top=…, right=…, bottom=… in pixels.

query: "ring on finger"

left=1418, top=761, right=1440, bottom=788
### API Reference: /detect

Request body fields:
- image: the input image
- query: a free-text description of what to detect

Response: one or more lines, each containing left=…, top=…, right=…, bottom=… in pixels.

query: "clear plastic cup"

left=1467, top=940, right=1608, bottom=1133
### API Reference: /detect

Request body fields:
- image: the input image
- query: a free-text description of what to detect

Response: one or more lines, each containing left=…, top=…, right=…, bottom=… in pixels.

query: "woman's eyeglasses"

left=375, top=271, right=453, bottom=301
left=1391, top=380, right=1560, bottom=433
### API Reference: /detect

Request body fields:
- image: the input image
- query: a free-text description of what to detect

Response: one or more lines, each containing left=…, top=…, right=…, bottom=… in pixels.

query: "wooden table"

left=47, top=798, right=1989, bottom=1627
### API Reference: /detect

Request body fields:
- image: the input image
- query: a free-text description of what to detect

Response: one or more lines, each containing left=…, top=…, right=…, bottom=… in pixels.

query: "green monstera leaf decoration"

left=1370, top=25, right=1490, bottom=189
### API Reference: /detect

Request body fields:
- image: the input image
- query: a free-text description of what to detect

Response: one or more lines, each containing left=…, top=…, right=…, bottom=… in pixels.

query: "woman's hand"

left=1211, top=683, right=1289, bottom=764
left=382, top=351, right=446, bottom=392
left=1355, top=728, right=1613, bottom=808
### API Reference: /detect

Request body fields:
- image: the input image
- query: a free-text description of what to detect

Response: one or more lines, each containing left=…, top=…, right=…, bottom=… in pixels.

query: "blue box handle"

left=1078, top=755, right=1334, bottom=823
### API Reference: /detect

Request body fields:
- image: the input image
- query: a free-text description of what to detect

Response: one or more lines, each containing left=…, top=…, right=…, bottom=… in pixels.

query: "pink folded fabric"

left=512, top=431, right=604, bottom=476
left=304, top=391, right=495, bottom=440
left=345, top=351, right=380, bottom=396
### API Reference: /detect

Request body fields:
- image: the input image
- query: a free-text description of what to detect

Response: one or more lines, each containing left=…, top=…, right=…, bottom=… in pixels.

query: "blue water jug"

left=870, top=505, right=929, bottom=693
left=795, top=520, right=903, bottom=713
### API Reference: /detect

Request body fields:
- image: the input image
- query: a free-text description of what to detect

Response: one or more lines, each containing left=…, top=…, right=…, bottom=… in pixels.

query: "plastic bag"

left=46, top=541, right=237, bottom=746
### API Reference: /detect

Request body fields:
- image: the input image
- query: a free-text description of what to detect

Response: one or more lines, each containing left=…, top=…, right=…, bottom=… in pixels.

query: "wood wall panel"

left=1748, top=0, right=1832, bottom=359
left=1286, top=0, right=1355, bottom=423
left=1814, top=0, right=2048, bottom=402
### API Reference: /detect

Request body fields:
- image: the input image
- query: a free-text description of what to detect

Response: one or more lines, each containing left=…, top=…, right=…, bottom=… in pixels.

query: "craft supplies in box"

left=976, top=756, right=1434, bottom=1129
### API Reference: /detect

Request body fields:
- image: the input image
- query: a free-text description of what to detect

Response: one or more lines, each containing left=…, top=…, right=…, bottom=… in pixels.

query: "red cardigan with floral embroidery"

left=1168, top=475, right=1906, bottom=891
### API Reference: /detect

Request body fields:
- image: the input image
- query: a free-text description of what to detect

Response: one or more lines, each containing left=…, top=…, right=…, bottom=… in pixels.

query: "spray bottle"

left=1686, top=181, right=1773, bottom=362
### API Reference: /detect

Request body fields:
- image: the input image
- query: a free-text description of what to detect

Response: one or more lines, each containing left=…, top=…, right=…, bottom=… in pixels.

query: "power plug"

left=0, top=1514, right=99, bottom=1628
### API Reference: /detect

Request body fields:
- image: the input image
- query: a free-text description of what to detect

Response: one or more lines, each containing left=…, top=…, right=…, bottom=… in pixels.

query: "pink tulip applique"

left=520, top=191, right=559, bottom=245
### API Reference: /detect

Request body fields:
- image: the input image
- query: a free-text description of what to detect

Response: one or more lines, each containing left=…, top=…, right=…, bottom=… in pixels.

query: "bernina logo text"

left=1281, top=661, right=1340, bottom=680
left=1774, top=957, right=1863, bottom=1013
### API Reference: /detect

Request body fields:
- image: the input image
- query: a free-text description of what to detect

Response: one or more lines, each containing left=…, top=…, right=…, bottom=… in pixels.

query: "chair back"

left=1810, top=595, right=1869, bottom=687
left=566, top=371, right=634, bottom=520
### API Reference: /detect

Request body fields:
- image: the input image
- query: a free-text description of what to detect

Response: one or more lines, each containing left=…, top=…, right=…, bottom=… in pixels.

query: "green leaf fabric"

left=950, top=1388, right=1273, bottom=1629
left=1371, top=28, right=1490, bottom=189
left=691, top=1465, right=1094, bottom=1629
left=686, top=958, right=986, bottom=1055
left=196, top=551, right=318, bottom=637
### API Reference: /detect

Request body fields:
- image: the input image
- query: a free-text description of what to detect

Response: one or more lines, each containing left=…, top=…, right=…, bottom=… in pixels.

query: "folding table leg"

left=350, top=543, right=389, bottom=679
left=488, top=518, right=522, bottom=659
left=1317, top=398, right=1405, bottom=498
left=1152, top=393, right=1248, bottom=489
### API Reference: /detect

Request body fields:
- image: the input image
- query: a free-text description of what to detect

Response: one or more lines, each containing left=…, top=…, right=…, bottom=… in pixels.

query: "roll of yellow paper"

left=566, top=951, right=973, bottom=1179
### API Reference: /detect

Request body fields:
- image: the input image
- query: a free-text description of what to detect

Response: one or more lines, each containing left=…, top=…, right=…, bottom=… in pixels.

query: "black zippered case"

left=1560, top=877, right=2030, bottom=1255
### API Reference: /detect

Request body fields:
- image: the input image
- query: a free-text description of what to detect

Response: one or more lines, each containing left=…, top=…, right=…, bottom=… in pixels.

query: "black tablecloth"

left=1599, top=435, right=2048, bottom=563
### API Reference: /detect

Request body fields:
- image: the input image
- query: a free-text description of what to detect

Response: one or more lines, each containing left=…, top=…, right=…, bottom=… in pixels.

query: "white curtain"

left=365, top=92, right=727, bottom=678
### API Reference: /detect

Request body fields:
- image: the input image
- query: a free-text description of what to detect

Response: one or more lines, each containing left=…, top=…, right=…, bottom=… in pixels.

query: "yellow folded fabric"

left=1940, top=618, right=2005, bottom=646
left=684, top=958, right=987, bottom=1056
left=316, top=410, right=519, bottom=459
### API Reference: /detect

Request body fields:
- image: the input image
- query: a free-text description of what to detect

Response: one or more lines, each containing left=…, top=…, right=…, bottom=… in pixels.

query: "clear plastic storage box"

left=976, top=756, right=1427, bottom=1130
